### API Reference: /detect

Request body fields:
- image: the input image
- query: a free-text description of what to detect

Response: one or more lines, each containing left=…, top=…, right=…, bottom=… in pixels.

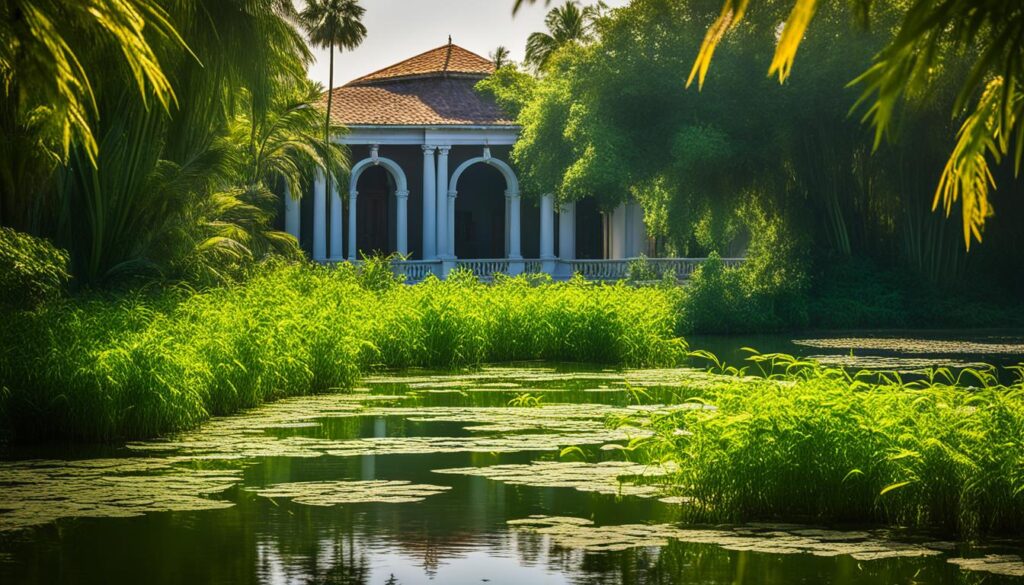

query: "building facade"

left=285, top=43, right=658, bottom=280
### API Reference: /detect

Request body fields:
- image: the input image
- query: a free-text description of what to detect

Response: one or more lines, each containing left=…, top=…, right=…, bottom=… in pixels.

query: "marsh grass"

left=0, top=261, right=685, bottom=441
left=624, top=351, right=1024, bottom=537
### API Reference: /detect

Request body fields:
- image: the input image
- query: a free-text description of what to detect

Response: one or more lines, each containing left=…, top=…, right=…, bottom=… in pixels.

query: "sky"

left=304, top=0, right=630, bottom=88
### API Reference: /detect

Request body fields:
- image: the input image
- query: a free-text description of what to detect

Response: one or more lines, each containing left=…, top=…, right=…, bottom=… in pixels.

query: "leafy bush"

left=676, top=253, right=762, bottom=333
left=626, top=255, right=659, bottom=283
left=0, top=228, right=71, bottom=309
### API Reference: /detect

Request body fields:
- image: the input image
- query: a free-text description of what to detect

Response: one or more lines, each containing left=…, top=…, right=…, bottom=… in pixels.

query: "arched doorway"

left=453, top=164, right=506, bottom=259
left=448, top=151, right=522, bottom=260
left=353, top=165, right=393, bottom=257
left=347, top=153, right=410, bottom=260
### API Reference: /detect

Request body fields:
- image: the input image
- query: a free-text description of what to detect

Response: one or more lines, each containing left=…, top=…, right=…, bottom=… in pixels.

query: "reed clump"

left=626, top=353, right=1024, bottom=537
left=0, top=261, right=685, bottom=441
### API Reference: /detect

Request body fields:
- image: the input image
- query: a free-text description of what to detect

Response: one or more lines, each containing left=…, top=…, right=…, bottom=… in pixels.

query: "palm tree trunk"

left=324, top=38, right=335, bottom=253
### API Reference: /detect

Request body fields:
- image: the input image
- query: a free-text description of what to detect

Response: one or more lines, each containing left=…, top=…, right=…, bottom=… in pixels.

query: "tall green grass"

left=624, top=353, right=1024, bottom=537
left=0, top=262, right=686, bottom=441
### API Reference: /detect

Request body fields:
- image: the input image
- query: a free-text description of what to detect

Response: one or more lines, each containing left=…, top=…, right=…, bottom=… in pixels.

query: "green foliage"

left=0, top=262, right=686, bottom=441
left=524, top=1, right=603, bottom=72
left=651, top=0, right=1024, bottom=246
left=625, top=255, right=658, bottom=283
left=0, top=227, right=70, bottom=309
left=622, top=351, right=1024, bottom=537
left=677, top=254, right=758, bottom=334
left=475, top=67, right=538, bottom=119
left=510, top=0, right=1024, bottom=324
left=1, top=1, right=333, bottom=289
left=0, top=0, right=181, bottom=170
left=678, top=204, right=809, bottom=334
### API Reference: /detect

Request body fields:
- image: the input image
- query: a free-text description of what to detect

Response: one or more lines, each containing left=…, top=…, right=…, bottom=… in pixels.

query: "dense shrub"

left=676, top=251, right=809, bottom=334
left=0, top=261, right=686, bottom=441
left=0, top=227, right=71, bottom=309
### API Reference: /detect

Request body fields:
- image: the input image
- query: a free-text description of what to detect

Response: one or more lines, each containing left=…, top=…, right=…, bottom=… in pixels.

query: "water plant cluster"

left=622, top=353, right=1024, bottom=537
left=0, top=261, right=685, bottom=442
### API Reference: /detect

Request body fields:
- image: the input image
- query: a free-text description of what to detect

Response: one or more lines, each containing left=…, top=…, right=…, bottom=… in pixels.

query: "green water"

left=1, top=335, right=1023, bottom=584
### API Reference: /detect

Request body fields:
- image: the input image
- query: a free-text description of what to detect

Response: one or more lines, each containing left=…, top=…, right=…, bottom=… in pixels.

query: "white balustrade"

left=391, top=260, right=440, bottom=283
left=568, top=259, right=630, bottom=281
left=380, top=257, right=745, bottom=284
left=453, top=259, right=510, bottom=280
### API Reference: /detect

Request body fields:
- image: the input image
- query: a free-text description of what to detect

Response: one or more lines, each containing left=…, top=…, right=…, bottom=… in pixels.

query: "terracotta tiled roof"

left=348, top=44, right=495, bottom=85
left=321, top=43, right=515, bottom=127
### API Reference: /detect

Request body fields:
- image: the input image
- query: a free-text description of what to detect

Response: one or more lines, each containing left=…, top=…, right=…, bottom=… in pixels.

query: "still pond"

left=1, top=332, right=1022, bottom=584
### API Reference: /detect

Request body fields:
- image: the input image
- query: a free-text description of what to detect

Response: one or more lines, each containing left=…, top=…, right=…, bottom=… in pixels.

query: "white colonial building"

left=284, top=43, right=711, bottom=281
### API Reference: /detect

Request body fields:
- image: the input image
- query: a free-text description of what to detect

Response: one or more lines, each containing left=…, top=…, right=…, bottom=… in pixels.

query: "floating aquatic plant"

left=0, top=458, right=240, bottom=532
left=433, top=461, right=678, bottom=498
left=246, top=480, right=451, bottom=506
left=507, top=515, right=948, bottom=559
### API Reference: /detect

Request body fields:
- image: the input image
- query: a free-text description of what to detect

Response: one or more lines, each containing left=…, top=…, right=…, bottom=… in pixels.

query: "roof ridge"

left=346, top=43, right=493, bottom=86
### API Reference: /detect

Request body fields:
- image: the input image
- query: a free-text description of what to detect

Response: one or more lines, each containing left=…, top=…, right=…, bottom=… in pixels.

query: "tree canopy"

left=515, top=0, right=1024, bottom=248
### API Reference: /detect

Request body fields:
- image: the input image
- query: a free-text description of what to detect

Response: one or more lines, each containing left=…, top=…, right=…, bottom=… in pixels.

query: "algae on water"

left=246, top=480, right=451, bottom=506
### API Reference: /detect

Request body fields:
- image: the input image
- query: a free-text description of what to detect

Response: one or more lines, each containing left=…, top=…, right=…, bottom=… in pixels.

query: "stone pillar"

left=435, top=146, right=450, bottom=259
left=540, top=194, right=556, bottom=274
left=329, top=180, right=343, bottom=261
left=347, top=190, right=358, bottom=261
left=421, top=146, right=437, bottom=260
left=504, top=196, right=511, bottom=257
left=507, top=190, right=523, bottom=275
left=284, top=183, right=300, bottom=242
left=557, top=200, right=576, bottom=278
left=610, top=203, right=627, bottom=260
left=312, top=170, right=327, bottom=262
left=396, top=189, right=409, bottom=257
left=448, top=191, right=456, bottom=257
left=628, top=200, right=647, bottom=257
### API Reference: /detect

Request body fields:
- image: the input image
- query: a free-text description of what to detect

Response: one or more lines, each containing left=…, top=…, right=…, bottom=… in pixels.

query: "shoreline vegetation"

left=0, top=260, right=686, bottom=442
left=621, top=353, right=1024, bottom=539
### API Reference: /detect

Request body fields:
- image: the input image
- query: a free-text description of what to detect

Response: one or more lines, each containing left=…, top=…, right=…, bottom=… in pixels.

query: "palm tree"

left=524, top=1, right=602, bottom=72
left=54, top=0, right=315, bottom=284
left=299, top=0, right=367, bottom=198
left=0, top=0, right=182, bottom=230
left=491, top=46, right=512, bottom=69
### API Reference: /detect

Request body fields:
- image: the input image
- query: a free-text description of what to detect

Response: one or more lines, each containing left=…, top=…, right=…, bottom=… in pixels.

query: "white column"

left=312, top=170, right=327, bottom=262
left=504, top=196, right=512, bottom=257
left=557, top=201, right=575, bottom=278
left=448, top=191, right=456, bottom=257
left=540, top=194, right=556, bottom=275
left=396, top=189, right=409, bottom=256
left=558, top=201, right=576, bottom=260
left=421, top=146, right=437, bottom=260
left=329, top=181, right=343, bottom=261
left=507, top=190, right=523, bottom=275
left=610, top=203, right=627, bottom=260
left=435, top=146, right=450, bottom=259
left=347, top=190, right=358, bottom=261
left=284, top=183, right=301, bottom=242
left=628, top=200, right=647, bottom=257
